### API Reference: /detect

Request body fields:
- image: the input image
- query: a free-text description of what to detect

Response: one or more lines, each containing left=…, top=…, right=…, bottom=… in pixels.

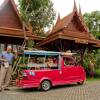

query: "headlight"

left=29, top=71, right=35, bottom=76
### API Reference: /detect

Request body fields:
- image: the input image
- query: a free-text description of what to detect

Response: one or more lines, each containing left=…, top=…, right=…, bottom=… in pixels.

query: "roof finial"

left=54, top=12, right=61, bottom=27
left=73, top=0, right=78, bottom=13
left=57, top=13, right=61, bottom=23
left=79, top=3, right=82, bottom=16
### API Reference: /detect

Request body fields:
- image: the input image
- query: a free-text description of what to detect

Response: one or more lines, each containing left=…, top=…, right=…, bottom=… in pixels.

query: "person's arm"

left=0, top=52, right=7, bottom=62
left=0, top=58, right=7, bottom=62
left=46, top=62, right=51, bottom=68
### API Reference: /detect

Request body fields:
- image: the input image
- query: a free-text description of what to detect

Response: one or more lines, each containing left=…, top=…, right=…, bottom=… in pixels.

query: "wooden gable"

left=66, top=13, right=87, bottom=32
left=0, top=0, right=22, bottom=29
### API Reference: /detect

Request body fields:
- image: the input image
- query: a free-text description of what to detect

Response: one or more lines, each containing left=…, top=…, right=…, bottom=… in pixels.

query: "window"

left=19, top=54, right=59, bottom=70
left=63, top=56, right=77, bottom=66
left=28, top=56, right=46, bottom=69
left=45, top=56, right=59, bottom=69
left=13, top=45, right=17, bottom=51
left=0, top=44, right=4, bottom=51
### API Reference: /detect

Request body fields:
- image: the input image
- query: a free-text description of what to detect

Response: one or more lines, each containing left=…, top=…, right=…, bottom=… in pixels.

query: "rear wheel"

left=40, top=80, right=51, bottom=91
left=77, top=81, right=84, bottom=85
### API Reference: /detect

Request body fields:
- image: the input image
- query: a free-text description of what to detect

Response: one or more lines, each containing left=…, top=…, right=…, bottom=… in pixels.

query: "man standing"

left=89, top=60, right=95, bottom=78
left=0, top=45, right=17, bottom=91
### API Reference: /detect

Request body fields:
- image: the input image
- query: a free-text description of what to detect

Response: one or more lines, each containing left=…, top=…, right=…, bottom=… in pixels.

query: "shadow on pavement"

left=12, top=83, right=85, bottom=93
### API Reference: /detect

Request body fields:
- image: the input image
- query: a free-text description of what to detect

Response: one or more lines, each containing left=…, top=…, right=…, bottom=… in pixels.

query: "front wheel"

left=40, top=80, right=51, bottom=91
left=77, top=81, right=84, bottom=85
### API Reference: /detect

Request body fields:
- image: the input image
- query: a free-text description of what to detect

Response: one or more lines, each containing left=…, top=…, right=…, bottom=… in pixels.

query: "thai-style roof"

left=0, top=27, right=44, bottom=40
left=0, top=0, right=43, bottom=41
left=50, top=1, right=89, bottom=34
left=38, top=31, right=100, bottom=46
left=38, top=0, right=100, bottom=48
left=0, top=0, right=22, bottom=29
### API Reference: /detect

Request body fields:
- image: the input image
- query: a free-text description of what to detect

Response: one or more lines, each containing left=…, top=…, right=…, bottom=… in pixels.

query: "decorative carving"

left=75, top=38, right=88, bottom=44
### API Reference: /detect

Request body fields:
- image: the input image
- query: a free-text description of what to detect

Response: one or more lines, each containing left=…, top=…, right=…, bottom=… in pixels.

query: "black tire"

left=40, top=80, right=51, bottom=91
left=77, top=81, right=84, bottom=85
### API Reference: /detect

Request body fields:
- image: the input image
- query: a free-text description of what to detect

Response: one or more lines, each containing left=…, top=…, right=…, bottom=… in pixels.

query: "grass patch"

left=87, top=77, right=100, bottom=81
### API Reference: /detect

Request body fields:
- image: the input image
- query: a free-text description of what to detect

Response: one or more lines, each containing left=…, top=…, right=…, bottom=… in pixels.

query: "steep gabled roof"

left=0, top=0, right=22, bottom=29
left=0, top=0, right=20, bottom=17
left=0, top=0, right=43, bottom=41
left=38, top=0, right=100, bottom=48
left=51, top=12, right=73, bottom=34
left=50, top=0, right=89, bottom=34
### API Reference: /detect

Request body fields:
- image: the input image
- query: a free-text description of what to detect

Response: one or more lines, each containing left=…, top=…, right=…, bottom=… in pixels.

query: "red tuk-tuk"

left=16, top=50, right=86, bottom=91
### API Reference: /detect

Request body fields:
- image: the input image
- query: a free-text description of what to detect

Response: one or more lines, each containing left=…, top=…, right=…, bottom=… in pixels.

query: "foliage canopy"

left=18, top=0, right=56, bottom=36
left=83, top=11, right=100, bottom=39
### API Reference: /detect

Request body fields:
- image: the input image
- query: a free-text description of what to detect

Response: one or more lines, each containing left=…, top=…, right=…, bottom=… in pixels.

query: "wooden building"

left=38, top=1, right=100, bottom=50
left=38, top=1, right=100, bottom=64
left=0, top=0, right=43, bottom=51
left=0, top=0, right=100, bottom=64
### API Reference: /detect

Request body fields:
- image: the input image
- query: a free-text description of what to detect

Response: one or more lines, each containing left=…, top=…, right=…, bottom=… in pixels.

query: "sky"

left=0, top=0, right=100, bottom=18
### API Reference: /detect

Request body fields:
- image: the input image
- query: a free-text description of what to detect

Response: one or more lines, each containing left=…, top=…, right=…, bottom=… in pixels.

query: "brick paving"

left=0, top=81, right=100, bottom=100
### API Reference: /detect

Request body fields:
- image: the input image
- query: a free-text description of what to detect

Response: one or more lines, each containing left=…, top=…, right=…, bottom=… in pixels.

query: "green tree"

left=83, top=11, right=100, bottom=76
left=18, top=0, right=56, bottom=36
left=83, top=11, right=100, bottom=39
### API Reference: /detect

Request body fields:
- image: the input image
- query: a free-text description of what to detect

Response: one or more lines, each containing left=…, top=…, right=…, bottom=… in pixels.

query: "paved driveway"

left=0, top=81, right=100, bottom=100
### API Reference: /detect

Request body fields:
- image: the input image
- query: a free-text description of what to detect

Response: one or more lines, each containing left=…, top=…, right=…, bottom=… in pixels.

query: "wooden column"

left=80, top=45, right=86, bottom=65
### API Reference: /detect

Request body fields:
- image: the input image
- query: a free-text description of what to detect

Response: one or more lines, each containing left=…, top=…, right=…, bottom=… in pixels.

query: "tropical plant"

left=18, top=0, right=56, bottom=36
left=83, top=11, right=100, bottom=39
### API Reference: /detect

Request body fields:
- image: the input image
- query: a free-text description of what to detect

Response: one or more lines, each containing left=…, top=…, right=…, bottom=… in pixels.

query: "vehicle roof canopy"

left=23, top=50, right=60, bottom=56
left=22, top=50, right=76, bottom=56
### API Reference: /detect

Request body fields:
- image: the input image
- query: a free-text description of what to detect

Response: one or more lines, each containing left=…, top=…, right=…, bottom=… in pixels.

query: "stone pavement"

left=0, top=80, right=100, bottom=100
